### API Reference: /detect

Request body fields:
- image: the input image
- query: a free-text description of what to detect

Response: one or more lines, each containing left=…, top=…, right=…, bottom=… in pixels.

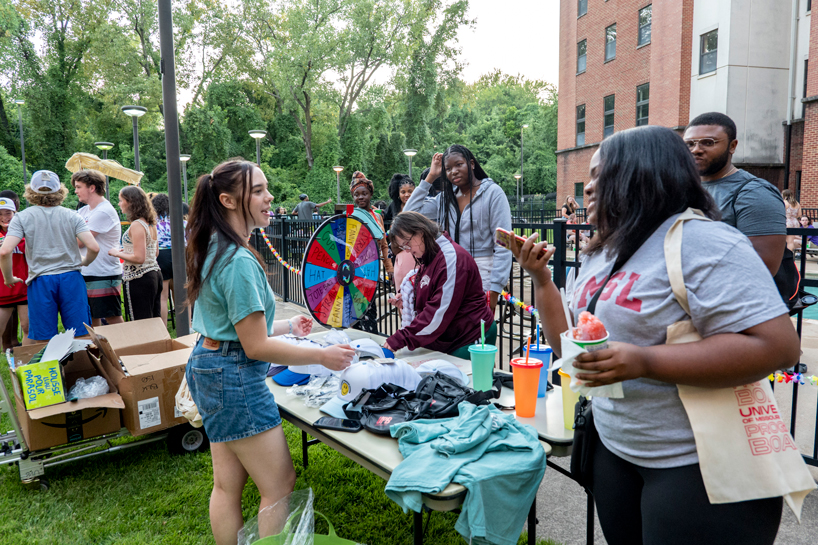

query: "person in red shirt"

left=0, top=195, right=28, bottom=349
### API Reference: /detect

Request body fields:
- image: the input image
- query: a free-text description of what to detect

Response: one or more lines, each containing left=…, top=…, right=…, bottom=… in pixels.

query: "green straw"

left=481, top=320, right=485, bottom=349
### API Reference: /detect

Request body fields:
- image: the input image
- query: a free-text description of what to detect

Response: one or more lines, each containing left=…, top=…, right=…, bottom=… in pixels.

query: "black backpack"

left=731, top=181, right=814, bottom=315
left=346, top=371, right=502, bottom=435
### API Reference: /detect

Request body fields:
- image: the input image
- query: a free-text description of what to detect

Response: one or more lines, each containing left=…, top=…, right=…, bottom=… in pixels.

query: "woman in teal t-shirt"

left=184, top=159, right=354, bottom=545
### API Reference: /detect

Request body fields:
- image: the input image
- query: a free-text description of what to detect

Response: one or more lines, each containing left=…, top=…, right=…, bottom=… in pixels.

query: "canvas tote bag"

left=665, top=208, right=816, bottom=520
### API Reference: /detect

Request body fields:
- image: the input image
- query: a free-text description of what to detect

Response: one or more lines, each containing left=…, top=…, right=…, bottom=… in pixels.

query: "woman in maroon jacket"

left=383, top=211, right=495, bottom=358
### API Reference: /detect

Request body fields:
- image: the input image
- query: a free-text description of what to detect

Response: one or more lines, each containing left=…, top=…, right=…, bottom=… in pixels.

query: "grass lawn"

left=0, top=352, right=560, bottom=545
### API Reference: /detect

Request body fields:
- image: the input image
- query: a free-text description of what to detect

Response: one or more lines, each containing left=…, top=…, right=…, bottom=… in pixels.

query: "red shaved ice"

left=572, top=311, right=608, bottom=341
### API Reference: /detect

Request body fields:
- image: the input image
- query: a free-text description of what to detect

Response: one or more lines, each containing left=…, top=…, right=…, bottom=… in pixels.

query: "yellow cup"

left=558, top=369, right=581, bottom=430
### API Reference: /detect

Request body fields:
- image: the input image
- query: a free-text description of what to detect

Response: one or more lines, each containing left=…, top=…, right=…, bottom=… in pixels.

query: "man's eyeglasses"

left=684, top=138, right=722, bottom=150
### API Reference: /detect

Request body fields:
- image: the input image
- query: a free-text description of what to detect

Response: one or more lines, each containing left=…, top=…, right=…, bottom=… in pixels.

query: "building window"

left=803, top=59, right=809, bottom=118
left=638, top=5, right=652, bottom=46
left=574, top=182, right=585, bottom=207
left=577, top=40, right=587, bottom=74
left=603, top=95, right=615, bottom=137
left=605, top=24, right=617, bottom=61
left=808, top=0, right=812, bottom=12
left=636, top=84, right=649, bottom=126
left=576, top=105, right=586, bottom=146
left=578, top=0, right=587, bottom=17
left=700, top=30, right=718, bottom=75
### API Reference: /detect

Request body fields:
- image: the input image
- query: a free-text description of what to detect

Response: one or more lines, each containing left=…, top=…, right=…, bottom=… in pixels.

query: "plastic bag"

left=175, top=375, right=204, bottom=428
left=68, top=376, right=109, bottom=399
left=322, top=330, right=351, bottom=346
left=237, top=488, right=314, bottom=545
left=287, top=375, right=340, bottom=408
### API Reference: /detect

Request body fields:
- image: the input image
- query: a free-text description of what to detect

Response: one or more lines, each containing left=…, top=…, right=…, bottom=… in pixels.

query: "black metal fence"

left=253, top=217, right=818, bottom=466
left=511, top=206, right=588, bottom=225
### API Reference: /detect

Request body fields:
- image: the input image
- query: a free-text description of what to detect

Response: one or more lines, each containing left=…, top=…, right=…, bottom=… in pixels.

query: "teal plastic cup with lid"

left=468, top=344, right=497, bottom=391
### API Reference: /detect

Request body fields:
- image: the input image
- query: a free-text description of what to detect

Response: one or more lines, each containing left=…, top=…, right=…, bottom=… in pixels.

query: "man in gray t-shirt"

left=684, top=112, right=786, bottom=275
left=292, top=194, right=331, bottom=220
left=0, top=170, right=100, bottom=342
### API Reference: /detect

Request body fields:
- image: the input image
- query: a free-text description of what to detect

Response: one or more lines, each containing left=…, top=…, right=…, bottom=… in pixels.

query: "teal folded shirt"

left=192, top=238, right=275, bottom=341
left=385, top=403, right=546, bottom=545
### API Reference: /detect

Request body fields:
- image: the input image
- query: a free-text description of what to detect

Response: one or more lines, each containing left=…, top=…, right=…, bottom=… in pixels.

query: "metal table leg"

left=413, top=510, right=423, bottom=545
left=528, top=497, right=537, bottom=545
left=546, top=459, right=595, bottom=545
left=300, top=430, right=319, bottom=468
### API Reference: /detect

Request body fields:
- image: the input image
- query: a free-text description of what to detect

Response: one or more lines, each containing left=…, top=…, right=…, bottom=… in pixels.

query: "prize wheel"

left=301, top=214, right=380, bottom=328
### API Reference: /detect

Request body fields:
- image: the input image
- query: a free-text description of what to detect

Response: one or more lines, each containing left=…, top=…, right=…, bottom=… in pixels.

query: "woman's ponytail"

left=185, top=160, right=259, bottom=307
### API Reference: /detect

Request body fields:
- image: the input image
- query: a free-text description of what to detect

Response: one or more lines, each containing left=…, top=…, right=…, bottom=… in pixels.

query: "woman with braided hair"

left=404, top=145, right=512, bottom=312
left=350, top=171, right=393, bottom=332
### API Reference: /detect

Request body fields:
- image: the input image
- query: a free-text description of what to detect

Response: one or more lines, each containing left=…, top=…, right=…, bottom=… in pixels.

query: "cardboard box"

left=86, top=319, right=192, bottom=437
left=11, top=343, right=124, bottom=451
left=175, top=333, right=199, bottom=348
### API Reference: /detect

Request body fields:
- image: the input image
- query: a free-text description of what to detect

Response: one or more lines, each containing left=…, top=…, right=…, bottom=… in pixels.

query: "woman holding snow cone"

left=508, top=126, right=813, bottom=545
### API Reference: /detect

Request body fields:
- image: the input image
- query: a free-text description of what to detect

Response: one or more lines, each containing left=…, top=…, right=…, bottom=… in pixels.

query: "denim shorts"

left=185, top=337, right=281, bottom=443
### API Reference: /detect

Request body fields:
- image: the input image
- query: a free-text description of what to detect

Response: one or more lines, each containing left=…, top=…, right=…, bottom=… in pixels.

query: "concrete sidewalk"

left=273, top=298, right=818, bottom=545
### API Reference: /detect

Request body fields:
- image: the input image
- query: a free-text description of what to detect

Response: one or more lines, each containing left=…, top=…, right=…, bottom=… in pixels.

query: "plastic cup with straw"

left=469, top=319, right=496, bottom=391
left=512, top=334, right=542, bottom=417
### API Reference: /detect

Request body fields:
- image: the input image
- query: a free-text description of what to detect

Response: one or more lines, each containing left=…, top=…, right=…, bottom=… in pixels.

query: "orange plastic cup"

left=510, top=357, right=543, bottom=418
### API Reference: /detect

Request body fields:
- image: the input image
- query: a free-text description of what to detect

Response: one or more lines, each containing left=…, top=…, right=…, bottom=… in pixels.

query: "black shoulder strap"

left=729, top=179, right=756, bottom=220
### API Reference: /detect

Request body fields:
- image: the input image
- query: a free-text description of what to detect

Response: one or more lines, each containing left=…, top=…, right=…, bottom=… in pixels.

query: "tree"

left=1, top=0, right=105, bottom=174
left=242, top=0, right=344, bottom=169
left=0, top=144, right=24, bottom=199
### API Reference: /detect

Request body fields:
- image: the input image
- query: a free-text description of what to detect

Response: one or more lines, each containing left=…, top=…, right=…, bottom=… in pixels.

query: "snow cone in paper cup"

left=555, top=312, right=624, bottom=399
left=571, top=311, right=609, bottom=352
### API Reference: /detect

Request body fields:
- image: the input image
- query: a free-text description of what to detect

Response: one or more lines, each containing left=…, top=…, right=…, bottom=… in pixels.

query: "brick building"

left=557, top=0, right=818, bottom=207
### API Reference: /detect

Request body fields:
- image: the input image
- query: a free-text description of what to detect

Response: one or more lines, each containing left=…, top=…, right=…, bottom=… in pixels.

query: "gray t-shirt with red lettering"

left=567, top=213, right=786, bottom=468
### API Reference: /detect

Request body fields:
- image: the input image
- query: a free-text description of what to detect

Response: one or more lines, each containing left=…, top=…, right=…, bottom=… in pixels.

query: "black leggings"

left=592, top=438, right=783, bottom=545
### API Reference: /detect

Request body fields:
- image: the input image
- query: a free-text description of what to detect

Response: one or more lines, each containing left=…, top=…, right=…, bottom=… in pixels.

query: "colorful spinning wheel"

left=301, top=214, right=380, bottom=328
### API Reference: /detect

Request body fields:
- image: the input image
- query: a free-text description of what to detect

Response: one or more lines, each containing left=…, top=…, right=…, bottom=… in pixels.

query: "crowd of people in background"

left=0, top=171, right=190, bottom=349
left=2, top=115, right=814, bottom=544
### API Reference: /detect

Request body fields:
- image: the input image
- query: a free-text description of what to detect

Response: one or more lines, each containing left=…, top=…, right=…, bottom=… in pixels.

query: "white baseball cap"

left=30, top=170, right=61, bottom=194
left=320, top=359, right=422, bottom=418
left=0, top=198, right=16, bottom=212
left=415, top=360, right=469, bottom=386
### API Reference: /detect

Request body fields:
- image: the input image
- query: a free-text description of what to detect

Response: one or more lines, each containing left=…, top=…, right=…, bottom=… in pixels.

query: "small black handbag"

left=569, top=394, right=597, bottom=490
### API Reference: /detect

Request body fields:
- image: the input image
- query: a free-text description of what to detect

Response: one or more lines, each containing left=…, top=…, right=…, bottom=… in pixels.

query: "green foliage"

left=0, top=0, right=558, bottom=214
left=0, top=144, right=24, bottom=201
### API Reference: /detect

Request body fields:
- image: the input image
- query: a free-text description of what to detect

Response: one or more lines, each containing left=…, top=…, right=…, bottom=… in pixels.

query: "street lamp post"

left=514, top=174, right=522, bottom=210
left=248, top=130, right=267, bottom=165
left=403, top=149, right=417, bottom=180
left=14, top=100, right=26, bottom=184
left=333, top=166, right=344, bottom=203
left=95, top=141, right=114, bottom=199
left=121, top=105, right=147, bottom=173
left=520, top=124, right=528, bottom=200
left=180, top=154, right=191, bottom=202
